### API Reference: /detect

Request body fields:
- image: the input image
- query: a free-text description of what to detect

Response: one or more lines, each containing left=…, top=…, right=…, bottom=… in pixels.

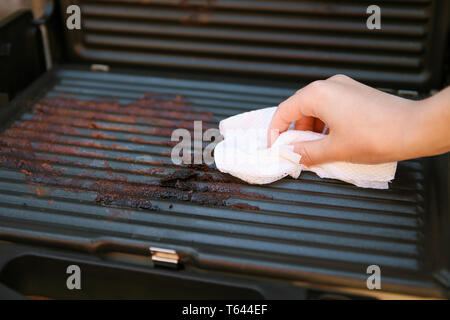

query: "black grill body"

left=0, top=1, right=448, bottom=299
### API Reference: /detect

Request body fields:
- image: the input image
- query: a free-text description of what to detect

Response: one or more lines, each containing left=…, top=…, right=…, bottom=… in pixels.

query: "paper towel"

left=214, top=107, right=397, bottom=189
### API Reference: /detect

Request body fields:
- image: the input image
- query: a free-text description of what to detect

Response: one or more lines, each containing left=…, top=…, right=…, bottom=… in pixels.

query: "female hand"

left=268, top=75, right=450, bottom=166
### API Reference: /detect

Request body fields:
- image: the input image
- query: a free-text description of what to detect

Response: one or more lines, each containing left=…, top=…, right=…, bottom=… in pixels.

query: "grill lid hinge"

left=149, top=247, right=180, bottom=269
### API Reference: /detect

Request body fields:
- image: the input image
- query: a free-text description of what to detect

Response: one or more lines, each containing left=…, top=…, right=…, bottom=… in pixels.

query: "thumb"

left=292, top=137, right=330, bottom=167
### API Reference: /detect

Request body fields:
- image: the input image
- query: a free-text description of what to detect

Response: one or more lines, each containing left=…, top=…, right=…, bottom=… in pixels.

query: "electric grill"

left=0, top=0, right=448, bottom=299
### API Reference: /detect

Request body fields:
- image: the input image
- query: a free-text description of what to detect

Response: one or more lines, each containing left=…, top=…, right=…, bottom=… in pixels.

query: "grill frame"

left=0, top=65, right=447, bottom=299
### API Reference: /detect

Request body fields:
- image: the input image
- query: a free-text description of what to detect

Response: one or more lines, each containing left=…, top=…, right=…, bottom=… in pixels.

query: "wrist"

left=404, top=94, right=449, bottom=160
left=408, top=100, right=430, bottom=159
left=392, top=100, right=423, bottom=161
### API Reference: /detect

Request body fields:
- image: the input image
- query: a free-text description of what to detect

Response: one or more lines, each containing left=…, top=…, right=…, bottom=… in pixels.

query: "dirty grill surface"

left=0, top=66, right=441, bottom=297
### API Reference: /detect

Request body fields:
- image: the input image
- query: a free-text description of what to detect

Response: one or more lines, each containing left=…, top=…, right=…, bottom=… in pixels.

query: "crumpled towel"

left=214, top=107, right=397, bottom=189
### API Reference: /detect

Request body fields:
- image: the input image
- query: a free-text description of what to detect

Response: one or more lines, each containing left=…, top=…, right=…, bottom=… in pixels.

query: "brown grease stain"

left=0, top=93, right=264, bottom=213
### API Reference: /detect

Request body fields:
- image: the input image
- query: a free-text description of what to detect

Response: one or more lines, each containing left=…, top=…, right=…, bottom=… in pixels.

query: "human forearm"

left=406, top=87, right=450, bottom=159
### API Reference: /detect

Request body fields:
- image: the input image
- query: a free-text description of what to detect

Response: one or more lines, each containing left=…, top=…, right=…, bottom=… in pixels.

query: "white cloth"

left=214, top=107, right=397, bottom=189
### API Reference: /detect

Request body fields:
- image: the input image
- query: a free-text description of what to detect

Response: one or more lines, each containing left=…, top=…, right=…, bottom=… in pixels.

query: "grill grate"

left=0, top=66, right=442, bottom=297
left=61, top=0, right=449, bottom=89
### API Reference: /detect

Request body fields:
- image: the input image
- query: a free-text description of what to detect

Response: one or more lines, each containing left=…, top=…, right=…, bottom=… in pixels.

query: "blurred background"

left=0, top=0, right=47, bottom=19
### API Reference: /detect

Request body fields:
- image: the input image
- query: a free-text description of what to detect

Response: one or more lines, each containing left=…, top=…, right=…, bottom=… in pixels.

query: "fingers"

left=268, top=76, right=357, bottom=147
left=293, top=117, right=314, bottom=131
left=268, top=97, right=299, bottom=146
left=327, top=74, right=354, bottom=84
left=268, top=81, right=327, bottom=146
left=293, top=118, right=326, bottom=133
left=292, top=136, right=331, bottom=166
left=313, top=119, right=326, bottom=133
